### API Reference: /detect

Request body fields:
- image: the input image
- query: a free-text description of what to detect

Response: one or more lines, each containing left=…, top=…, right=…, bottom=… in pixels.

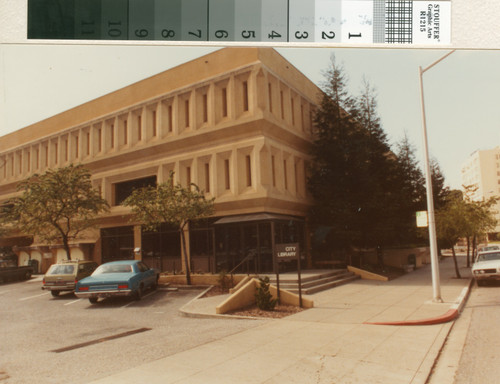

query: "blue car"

left=75, top=260, right=159, bottom=304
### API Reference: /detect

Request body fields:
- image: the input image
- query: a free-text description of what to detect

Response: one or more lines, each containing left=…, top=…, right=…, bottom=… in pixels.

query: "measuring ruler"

left=28, top=0, right=451, bottom=45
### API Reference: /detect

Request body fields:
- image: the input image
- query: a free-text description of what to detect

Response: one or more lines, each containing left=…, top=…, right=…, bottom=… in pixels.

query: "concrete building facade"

left=0, top=48, right=320, bottom=274
left=461, top=147, right=500, bottom=233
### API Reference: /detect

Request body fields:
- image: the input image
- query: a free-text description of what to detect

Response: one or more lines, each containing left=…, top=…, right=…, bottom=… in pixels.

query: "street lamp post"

left=419, top=50, right=455, bottom=303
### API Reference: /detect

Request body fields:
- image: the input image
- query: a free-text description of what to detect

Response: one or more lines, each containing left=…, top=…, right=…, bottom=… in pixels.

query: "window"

left=152, top=110, right=157, bottom=137
left=110, top=124, right=115, bottom=148
left=123, top=120, right=128, bottom=144
left=222, top=88, right=228, bottom=117
left=74, top=136, right=79, bottom=158
left=280, top=90, right=284, bottom=119
left=268, top=83, right=272, bottom=112
left=168, top=105, right=173, bottom=132
left=283, top=159, right=288, bottom=190
left=97, top=128, right=102, bottom=152
left=203, top=94, right=208, bottom=123
left=246, top=155, right=252, bottom=187
left=113, top=176, right=157, bottom=206
left=185, top=99, right=190, bottom=127
left=137, top=115, right=142, bottom=141
left=243, top=81, right=249, bottom=111
left=205, top=163, right=210, bottom=193
left=224, top=159, right=230, bottom=190
left=186, top=166, right=191, bottom=186
left=271, top=155, right=276, bottom=187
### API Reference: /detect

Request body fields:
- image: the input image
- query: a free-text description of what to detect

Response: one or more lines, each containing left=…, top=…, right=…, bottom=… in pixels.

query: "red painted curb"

left=363, top=308, right=459, bottom=326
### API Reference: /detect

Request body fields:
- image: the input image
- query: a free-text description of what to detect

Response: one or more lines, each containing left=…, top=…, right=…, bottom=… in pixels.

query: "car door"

left=137, top=262, right=155, bottom=287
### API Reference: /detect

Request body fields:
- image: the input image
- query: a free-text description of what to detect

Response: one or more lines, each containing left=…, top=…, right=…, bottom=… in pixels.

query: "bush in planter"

left=217, top=270, right=233, bottom=292
left=255, top=276, right=278, bottom=311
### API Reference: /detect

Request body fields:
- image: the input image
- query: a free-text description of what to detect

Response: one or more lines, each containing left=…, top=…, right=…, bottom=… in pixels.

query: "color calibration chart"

left=28, top=0, right=451, bottom=45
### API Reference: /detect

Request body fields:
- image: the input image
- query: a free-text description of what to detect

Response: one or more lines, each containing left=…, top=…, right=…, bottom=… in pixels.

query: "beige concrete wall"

left=0, top=48, right=320, bottom=263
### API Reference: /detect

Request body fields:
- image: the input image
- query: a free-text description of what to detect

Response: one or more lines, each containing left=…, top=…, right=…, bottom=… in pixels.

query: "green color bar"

left=128, top=0, right=154, bottom=40
left=289, top=0, right=315, bottom=42
left=101, top=0, right=129, bottom=40
left=261, top=0, right=288, bottom=42
left=181, top=0, right=208, bottom=41
left=154, top=0, right=181, bottom=40
left=209, top=0, right=235, bottom=41
left=74, top=0, right=101, bottom=39
left=234, top=0, right=261, bottom=41
left=28, top=0, right=75, bottom=39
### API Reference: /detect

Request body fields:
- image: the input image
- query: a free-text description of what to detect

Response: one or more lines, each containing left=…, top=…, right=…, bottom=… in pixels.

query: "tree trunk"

left=466, top=237, right=471, bottom=268
left=180, top=222, right=191, bottom=285
left=451, top=245, right=461, bottom=279
left=472, top=235, right=477, bottom=263
left=62, top=235, right=71, bottom=260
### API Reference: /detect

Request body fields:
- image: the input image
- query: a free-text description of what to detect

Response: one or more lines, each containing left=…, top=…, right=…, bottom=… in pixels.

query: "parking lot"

left=0, top=276, right=262, bottom=384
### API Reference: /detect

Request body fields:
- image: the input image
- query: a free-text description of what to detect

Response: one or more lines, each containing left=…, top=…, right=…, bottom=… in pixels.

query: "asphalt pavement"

left=88, top=255, right=473, bottom=384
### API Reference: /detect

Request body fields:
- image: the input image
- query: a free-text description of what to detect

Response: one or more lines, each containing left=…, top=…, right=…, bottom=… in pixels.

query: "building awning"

left=214, top=213, right=302, bottom=225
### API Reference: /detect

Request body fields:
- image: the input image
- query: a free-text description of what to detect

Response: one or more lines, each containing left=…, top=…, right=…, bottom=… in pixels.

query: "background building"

left=0, top=48, right=321, bottom=274
left=461, top=146, right=500, bottom=233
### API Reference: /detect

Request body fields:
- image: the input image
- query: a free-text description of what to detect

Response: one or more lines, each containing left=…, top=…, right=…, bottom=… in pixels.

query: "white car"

left=477, top=244, right=500, bottom=253
left=472, top=250, right=500, bottom=286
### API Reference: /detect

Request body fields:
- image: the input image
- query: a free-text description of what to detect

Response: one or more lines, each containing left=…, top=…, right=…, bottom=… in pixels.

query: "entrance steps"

left=264, top=269, right=360, bottom=295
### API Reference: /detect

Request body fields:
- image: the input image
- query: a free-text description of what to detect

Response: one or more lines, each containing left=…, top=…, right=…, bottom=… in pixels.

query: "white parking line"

left=19, top=292, right=50, bottom=301
left=122, top=290, right=157, bottom=308
left=64, top=298, right=82, bottom=306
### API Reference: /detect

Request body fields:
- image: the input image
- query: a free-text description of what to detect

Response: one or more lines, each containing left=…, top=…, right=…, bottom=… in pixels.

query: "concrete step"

left=265, top=270, right=360, bottom=295
left=267, top=269, right=349, bottom=284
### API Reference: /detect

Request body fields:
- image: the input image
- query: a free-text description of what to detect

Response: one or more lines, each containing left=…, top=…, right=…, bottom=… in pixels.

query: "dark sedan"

left=75, top=260, right=159, bottom=304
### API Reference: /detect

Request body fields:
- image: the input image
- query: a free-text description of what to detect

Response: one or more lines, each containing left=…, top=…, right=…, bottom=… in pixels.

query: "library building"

left=0, top=47, right=321, bottom=274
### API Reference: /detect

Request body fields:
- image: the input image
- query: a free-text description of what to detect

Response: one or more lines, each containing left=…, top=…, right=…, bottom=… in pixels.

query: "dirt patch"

left=201, top=286, right=306, bottom=318
left=227, top=303, right=305, bottom=319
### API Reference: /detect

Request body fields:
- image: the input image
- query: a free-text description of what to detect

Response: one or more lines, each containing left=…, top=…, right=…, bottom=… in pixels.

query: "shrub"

left=255, top=277, right=278, bottom=311
left=218, top=270, right=233, bottom=292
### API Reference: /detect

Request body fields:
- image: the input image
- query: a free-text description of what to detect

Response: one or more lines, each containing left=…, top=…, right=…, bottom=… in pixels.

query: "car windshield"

left=93, top=264, right=133, bottom=274
left=47, top=265, right=75, bottom=275
left=476, top=252, right=500, bottom=262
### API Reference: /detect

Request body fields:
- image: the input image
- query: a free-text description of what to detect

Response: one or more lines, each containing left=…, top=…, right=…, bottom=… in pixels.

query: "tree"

left=308, top=56, right=398, bottom=251
left=436, top=188, right=498, bottom=278
left=123, top=173, right=215, bottom=285
left=461, top=186, right=498, bottom=266
left=8, top=164, right=109, bottom=260
left=392, top=134, right=427, bottom=245
left=435, top=190, right=467, bottom=278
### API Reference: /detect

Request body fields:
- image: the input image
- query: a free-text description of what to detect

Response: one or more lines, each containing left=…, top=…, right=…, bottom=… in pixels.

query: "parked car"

left=472, top=250, right=500, bottom=286
left=42, top=260, right=98, bottom=297
left=75, top=260, right=159, bottom=304
left=477, top=244, right=500, bottom=253
left=0, top=258, right=33, bottom=282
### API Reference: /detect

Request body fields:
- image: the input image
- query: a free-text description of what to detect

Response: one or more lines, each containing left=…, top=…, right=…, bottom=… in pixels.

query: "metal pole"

left=418, top=50, right=455, bottom=303
left=419, top=65, right=442, bottom=303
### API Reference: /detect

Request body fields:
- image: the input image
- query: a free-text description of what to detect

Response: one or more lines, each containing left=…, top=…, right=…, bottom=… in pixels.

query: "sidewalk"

left=89, top=256, right=472, bottom=384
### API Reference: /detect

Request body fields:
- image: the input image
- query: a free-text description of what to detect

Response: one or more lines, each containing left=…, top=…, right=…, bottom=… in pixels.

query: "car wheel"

left=134, top=285, right=143, bottom=301
left=152, top=277, right=158, bottom=290
left=89, top=297, right=98, bottom=304
left=51, top=291, right=60, bottom=297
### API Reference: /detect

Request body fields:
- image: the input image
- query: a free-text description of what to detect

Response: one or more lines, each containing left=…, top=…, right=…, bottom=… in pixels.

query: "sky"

left=1, top=44, right=500, bottom=190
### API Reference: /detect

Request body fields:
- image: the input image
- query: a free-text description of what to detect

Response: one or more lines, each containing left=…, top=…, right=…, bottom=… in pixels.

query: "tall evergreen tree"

left=308, top=56, right=399, bottom=250
left=392, top=134, right=427, bottom=244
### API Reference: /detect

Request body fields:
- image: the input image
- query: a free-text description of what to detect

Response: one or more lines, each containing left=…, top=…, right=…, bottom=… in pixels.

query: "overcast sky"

left=1, top=44, right=499, bottom=190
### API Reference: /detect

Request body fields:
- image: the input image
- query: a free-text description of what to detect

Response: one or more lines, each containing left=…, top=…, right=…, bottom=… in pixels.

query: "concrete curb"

left=364, top=278, right=474, bottom=326
left=178, top=285, right=265, bottom=320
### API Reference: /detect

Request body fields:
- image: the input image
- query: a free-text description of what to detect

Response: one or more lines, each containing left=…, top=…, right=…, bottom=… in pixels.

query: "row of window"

left=1, top=67, right=315, bottom=183
left=92, top=145, right=308, bottom=207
